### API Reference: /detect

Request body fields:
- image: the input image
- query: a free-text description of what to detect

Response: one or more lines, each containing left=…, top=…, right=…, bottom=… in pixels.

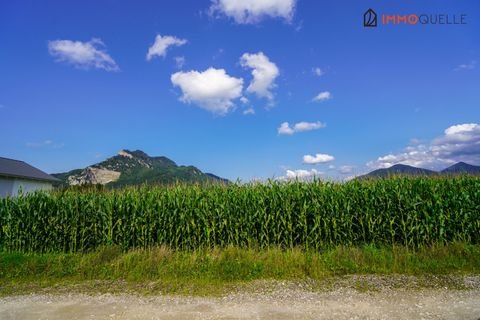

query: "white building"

left=0, top=157, right=59, bottom=197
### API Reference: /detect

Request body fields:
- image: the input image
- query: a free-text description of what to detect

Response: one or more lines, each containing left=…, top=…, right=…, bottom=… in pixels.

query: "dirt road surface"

left=1, top=284, right=480, bottom=320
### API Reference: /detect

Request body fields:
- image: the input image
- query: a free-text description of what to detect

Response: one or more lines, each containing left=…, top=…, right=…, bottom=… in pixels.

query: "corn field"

left=0, top=177, right=479, bottom=253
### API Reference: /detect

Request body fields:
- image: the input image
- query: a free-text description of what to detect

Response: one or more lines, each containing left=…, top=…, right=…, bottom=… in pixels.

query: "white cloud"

left=278, top=121, right=326, bottom=135
left=443, top=123, right=477, bottom=136
left=294, top=121, right=325, bottom=131
left=454, top=60, right=477, bottom=71
left=337, top=165, right=354, bottom=174
left=278, top=122, right=294, bottom=135
left=312, top=67, right=323, bottom=76
left=239, top=96, right=255, bottom=115
left=243, top=108, right=255, bottom=115
left=240, top=52, right=279, bottom=104
left=174, top=56, right=186, bottom=68
left=343, top=175, right=359, bottom=181
left=326, top=164, right=355, bottom=175
left=209, top=0, right=297, bottom=24
left=368, top=123, right=480, bottom=169
left=279, top=169, right=323, bottom=180
left=171, top=67, right=243, bottom=115
left=146, top=34, right=187, bottom=61
left=312, top=91, right=332, bottom=102
left=303, top=153, right=335, bottom=164
left=48, top=38, right=119, bottom=71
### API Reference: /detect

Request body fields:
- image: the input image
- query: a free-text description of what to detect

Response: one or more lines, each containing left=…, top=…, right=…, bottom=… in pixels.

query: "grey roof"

left=0, top=157, right=60, bottom=182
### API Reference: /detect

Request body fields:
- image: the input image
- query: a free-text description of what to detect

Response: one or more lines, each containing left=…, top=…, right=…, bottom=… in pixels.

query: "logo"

left=363, top=8, right=467, bottom=27
left=364, top=8, right=377, bottom=27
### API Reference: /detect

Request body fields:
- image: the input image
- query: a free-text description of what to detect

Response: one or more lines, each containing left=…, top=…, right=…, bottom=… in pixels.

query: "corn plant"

left=0, top=176, right=478, bottom=253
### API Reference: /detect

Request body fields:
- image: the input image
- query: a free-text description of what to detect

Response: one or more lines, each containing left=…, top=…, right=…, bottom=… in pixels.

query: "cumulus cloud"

left=312, top=91, right=332, bottom=102
left=171, top=67, right=243, bottom=115
left=147, top=34, right=187, bottom=61
left=209, top=0, right=297, bottom=24
left=240, top=52, right=279, bottom=104
left=454, top=60, right=477, bottom=71
left=279, top=169, right=323, bottom=180
left=48, top=38, right=119, bottom=71
left=278, top=122, right=294, bottom=135
left=367, top=123, right=480, bottom=169
left=303, top=153, right=335, bottom=164
left=312, top=67, right=323, bottom=76
left=278, top=121, right=326, bottom=135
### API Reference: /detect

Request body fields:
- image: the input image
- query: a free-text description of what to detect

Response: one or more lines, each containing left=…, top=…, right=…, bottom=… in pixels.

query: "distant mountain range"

left=358, top=162, right=480, bottom=179
left=53, top=149, right=228, bottom=187
left=53, top=153, right=480, bottom=187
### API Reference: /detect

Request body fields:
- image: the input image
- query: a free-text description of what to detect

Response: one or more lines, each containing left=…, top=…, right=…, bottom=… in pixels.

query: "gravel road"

left=1, top=278, right=479, bottom=319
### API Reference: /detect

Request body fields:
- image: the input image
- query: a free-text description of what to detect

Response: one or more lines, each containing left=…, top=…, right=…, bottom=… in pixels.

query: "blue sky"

left=1, top=0, right=479, bottom=181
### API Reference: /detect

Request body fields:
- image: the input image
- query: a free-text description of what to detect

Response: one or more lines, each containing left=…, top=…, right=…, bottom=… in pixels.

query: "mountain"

left=359, top=164, right=437, bottom=179
left=52, top=149, right=228, bottom=187
left=358, top=162, right=480, bottom=179
left=441, top=162, right=480, bottom=175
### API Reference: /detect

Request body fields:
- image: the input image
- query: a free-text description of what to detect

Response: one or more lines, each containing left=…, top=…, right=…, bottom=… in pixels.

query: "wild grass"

left=1, top=243, right=479, bottom=296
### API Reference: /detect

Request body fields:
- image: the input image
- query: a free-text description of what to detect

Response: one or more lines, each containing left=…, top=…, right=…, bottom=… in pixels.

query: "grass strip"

left=1, top=243, right=479, bottom=296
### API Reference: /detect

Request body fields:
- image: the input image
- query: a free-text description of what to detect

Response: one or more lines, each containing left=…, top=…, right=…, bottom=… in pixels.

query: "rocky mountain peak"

left=118, top=149, right=150, bottom=160
left=118, top=149, right=134, bottom=159
left=52, top=149, right=228, bottom=187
